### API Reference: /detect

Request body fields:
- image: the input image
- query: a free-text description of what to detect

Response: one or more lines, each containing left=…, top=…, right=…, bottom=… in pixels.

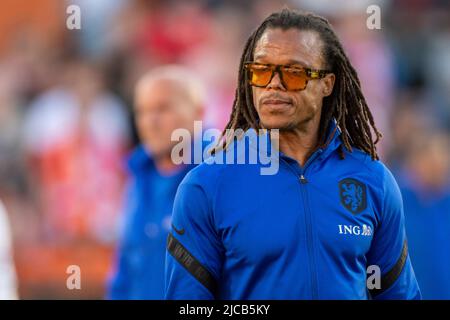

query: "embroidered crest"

left=339, top=178, right=367, bottom=214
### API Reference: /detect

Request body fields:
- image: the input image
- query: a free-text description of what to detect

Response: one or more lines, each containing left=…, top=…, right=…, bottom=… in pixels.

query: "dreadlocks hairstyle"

left=214, top=8, right=382, bottom=160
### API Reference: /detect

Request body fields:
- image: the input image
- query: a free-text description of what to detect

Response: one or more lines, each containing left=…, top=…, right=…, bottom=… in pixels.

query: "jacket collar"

left=247, top=118, right=342, bottom=162
left=128, top=138, right=210, bottom=174
left=127, top=144, right=154, bottom=173
left=318, top=118, right=342, bottom=160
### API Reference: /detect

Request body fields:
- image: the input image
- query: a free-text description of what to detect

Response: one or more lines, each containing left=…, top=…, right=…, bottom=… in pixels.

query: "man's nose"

left=142, top=111, right=160, bottom=126
left=266, top=70, right=286, bottom=90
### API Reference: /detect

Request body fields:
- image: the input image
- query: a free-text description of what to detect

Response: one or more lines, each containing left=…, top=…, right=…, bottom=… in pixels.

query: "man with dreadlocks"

left=165, top=9, right=421, bottom=299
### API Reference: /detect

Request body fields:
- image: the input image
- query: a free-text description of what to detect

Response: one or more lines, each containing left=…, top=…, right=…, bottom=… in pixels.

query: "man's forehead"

left=253, top=28, right=324, bottom=67
left=136, top=78, right=185, bottom=99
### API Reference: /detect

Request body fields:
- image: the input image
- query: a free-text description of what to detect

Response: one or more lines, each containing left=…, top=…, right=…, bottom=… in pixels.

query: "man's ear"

left=322, top=73, right=335, bottom=97
left=195, top=105, right=205, bottom=121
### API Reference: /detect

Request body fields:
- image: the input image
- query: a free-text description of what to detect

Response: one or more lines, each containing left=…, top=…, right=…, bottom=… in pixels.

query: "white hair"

left=136, top=65, right=206, bottom=110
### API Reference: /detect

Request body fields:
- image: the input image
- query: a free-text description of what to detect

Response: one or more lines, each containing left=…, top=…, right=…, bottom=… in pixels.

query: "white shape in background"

left=0, top=200, right=18, bottom=299
left=162, top=215, right=172, bottom=232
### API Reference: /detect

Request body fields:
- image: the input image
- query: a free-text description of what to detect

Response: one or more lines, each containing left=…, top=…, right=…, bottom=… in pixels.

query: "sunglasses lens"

left=281, top=67, right=308, bottom=90
left=246, top=64, right=313, bottom=90
left=248, top=64, right=272, bottom=87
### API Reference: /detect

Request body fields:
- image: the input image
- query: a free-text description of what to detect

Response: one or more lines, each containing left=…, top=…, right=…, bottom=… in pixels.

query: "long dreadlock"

left=214, top=8, right=382, bottom=160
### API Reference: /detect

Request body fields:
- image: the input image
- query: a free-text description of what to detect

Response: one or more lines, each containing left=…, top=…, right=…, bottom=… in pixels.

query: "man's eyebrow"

left=285, top=59, right=309, bottom=67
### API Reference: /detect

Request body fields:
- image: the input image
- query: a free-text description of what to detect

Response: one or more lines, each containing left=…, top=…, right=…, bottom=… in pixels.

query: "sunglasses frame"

left=244, top=62, right=331, bottom=91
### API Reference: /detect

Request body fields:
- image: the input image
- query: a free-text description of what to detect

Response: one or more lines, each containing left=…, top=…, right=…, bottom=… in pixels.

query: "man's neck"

left=278, top=119, right=321, bottom=167
left=153, top=153, right=183, bottom=176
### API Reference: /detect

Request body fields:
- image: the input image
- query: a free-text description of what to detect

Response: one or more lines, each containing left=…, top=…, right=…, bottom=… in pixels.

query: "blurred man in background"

left=108, top=65, right=205, bottom=299
left=399, top=131, right=450, bottom=299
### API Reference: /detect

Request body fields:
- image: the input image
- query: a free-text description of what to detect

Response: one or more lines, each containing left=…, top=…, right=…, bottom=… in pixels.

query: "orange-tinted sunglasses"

left=244, top=62, right=331, bottom=91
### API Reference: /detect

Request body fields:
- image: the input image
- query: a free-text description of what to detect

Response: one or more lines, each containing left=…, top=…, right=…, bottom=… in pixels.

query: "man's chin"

left=260, top=119, right=296, bottom=131
left=144, top=143, right=173, bottom=158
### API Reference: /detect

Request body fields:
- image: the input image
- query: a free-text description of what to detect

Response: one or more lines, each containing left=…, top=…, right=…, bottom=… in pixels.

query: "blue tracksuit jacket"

left=108, top=145, right=196, bottom=299
left=165, top=121, right=421, bottom=299
left=399, top=172, right=450, bottom=299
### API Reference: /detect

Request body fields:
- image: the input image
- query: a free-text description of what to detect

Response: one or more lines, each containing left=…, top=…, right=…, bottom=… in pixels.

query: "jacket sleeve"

left=107, top=246, right=132, bottom=299
left=366, top=166, right=421, bottom=300
left=165, top=178, right=223, bottom=300
left=107, top=179, right=137, bottom=299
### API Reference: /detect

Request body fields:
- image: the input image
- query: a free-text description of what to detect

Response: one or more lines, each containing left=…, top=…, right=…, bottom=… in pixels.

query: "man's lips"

left=262, top=99, right=291, bottom=105
left=261, top=98, right=293, bottom=112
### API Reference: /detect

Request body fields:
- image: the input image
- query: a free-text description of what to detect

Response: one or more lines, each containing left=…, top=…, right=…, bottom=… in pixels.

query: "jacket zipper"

left=299, top=149, right=323, bottom=300
left=279, top=149, right=323, bottom=299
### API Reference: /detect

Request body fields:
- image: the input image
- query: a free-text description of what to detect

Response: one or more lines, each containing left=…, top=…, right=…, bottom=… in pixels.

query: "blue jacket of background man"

left=399, top=173, right=450, bottom=299
left=108, top=144, right=199, bottom=299
left=165, top=120, right=421, bottom=300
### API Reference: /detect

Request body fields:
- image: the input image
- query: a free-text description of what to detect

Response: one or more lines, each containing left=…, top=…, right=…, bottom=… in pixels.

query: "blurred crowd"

left=0, top=0, right=448, bottom=299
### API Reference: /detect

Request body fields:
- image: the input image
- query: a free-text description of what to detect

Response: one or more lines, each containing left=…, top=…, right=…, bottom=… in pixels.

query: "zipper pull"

left=300, top=174, right=308, bottom=184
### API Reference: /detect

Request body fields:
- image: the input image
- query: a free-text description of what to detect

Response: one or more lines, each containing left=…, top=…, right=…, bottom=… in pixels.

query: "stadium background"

left=0, top=0, right=449, bottom=299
